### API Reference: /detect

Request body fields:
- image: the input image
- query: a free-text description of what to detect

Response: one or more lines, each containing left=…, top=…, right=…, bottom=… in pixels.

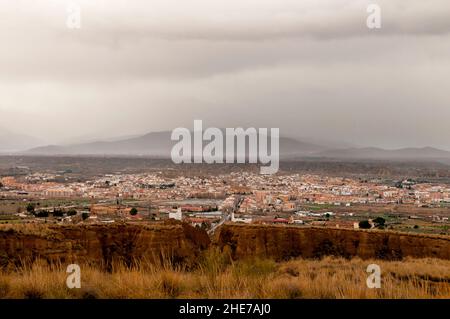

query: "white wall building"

left=169, top=207, right=182, bottom=221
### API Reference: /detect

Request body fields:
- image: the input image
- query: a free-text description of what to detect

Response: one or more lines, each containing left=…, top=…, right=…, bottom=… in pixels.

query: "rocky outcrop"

left=0, top=222, right=210, bottom=270
left=216, top=224, right=450, bottom=261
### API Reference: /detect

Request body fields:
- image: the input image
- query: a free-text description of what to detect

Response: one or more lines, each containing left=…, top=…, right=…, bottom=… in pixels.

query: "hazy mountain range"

left=5, top=129, right=448, bottom=161
left=22, top=131, right=324, bottom=158
left=315, top=146, right=450, bottom=160
left=1, top=125, right=450, bottom=161
left=0, top=127, right=44, bottom=153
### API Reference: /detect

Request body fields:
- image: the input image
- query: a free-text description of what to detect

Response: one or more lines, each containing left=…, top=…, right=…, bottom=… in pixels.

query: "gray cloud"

left=0, top=0, right=450, bottom=150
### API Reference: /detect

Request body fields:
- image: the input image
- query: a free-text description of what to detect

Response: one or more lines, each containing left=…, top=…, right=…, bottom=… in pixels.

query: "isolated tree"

left=359, top=220, right=372, bottom=229
left=373, top=217, right=386, bottom=229
left=373, top=217, right=386, bottom=226
left=130, top=208, right=138, bottom=216
left=81, top=212, right=89, bottom=220
left=26, top=203, right=35, bottom=214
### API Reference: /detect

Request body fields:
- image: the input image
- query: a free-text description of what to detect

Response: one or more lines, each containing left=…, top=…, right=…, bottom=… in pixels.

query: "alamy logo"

left=367, top=4, right=381, bottom=29
left=66, top=264, right=81, bottom=289
left=66, top=1, right=81, bottom=29
left=171, top=120, right=279, bottom=174
left=366, top=264, right=381, bottom=289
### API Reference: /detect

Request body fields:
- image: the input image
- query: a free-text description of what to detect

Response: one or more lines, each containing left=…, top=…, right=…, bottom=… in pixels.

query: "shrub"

left=52, top=210, right=64, bottom=217
left=359, top=220, right=372, bottom=229
left=373, top=217, right=386, bottom=227
left=67, top=209, right=77, bottom=216
left=130, top=208, right=138, bottom=216
left=35, top=211, right=49, bottom=218
left=26, top=203, right=35, bottom=214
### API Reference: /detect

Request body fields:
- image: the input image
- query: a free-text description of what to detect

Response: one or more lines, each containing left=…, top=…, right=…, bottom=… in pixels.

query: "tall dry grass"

left=0, top=249, right=449, bottom=299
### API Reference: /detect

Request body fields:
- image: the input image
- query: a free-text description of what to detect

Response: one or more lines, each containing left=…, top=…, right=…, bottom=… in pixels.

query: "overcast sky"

left=1, top=0, right=450, bottom=149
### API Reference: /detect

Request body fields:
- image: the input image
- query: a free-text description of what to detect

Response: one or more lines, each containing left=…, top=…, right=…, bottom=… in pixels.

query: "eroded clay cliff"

left=1, top=223, right=449, bottom=270
left=216, top=224, right=450, bottom=261
left=0, top=222, right=210, bottom=270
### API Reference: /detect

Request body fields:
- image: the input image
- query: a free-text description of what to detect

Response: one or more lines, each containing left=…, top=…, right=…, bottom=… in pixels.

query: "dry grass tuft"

left=0, top=252, right=449, bottom=299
